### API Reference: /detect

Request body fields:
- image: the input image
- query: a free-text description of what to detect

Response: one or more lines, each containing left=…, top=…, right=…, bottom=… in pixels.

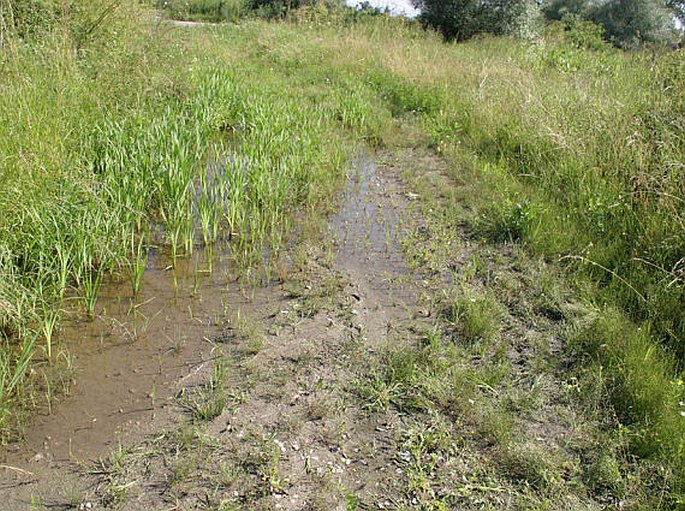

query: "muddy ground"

left=0, top=142, right=608, bottom=510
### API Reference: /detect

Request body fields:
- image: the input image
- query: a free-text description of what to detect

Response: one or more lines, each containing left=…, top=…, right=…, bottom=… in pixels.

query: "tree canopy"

left=413, top=0, right=541, bottom=41
left=592, top=0, right=673, bottom=47
left=416, top=0, right=679, bottom=47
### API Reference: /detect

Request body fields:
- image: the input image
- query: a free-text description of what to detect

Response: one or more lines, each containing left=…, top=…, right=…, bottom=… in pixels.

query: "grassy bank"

left=379, top=30, right=685, bottom=504
left=376, top=28, right=685, bottom=503
left=1, top=0, right=684, bottom=507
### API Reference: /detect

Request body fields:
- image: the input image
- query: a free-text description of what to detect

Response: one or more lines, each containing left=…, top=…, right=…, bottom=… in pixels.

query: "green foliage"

left=590, top=0, right=674, bottom=48
left=479, top=0, right=542, bottom=39
left=414, top=0, right=541, bottom=41
left=414, top=0, right=481, bottom=41
left=180, top=354, right=230, bottom=421
left=2, top=0, right=60, bottom=40
left=532, top=22, right=617, bottom=73
left=158, top=0, right=247, bottom=22
left=367, top=70, right=442, bottom=116
left=541, top=0, right=677, bottom=48
left=157, top=0, right=333, bottom=21
left=542, top=0, right=589, bottom=21
left=244, top=0, right=315, bottom=17
left=563, top=18, right=606, bottom=48
left=668, top=0, right=685, bottom=22
left=500, top=442, right=564, bottom=492
left=442, top=292, right=501, bottom=346
left=480, top=198, right=544, bottom=243
left=569, top=309, right=685, bottom=501
left=2, top=0, right=126, bottom=45
left=585, top=446, right=626, bottom=498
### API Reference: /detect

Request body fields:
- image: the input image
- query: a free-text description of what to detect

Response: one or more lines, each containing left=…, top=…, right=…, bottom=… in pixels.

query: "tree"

left=541, top=0, right=677, bottom=47
left=412, top=0, right=479, bottom=41
left=589, top=0, right=673, bottom=47
left=542, top=0, right=590, bottom=21
left=413, top=0, right=541, bottom=41
left=666, top=0, right=685, bottom=23
left=481, top=0, right=542, bottom=38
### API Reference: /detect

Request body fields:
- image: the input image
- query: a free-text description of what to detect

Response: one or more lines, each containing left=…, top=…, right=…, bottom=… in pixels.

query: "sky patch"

left=345, top=0, right=420, bottom=18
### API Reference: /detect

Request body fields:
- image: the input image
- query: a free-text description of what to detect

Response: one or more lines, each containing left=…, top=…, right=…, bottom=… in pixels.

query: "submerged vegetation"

left=0, top=0, right=684, bottom=507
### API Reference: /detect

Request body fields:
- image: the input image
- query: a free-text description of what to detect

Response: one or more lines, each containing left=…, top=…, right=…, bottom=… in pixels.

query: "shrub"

left=589, top=0, right=674, bottom=48
left=2, top=0, right=60, bottom=40
left=245, top=0, right=316, bottom=17
left=541, top=0, right=677, bottom=48
left=157, top=0, right=247, bottom=22
left=414, top=0, right=541, bottom=41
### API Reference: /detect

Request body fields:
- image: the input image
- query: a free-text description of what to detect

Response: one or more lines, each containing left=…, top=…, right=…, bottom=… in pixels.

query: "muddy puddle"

left=0, top=149, right=414, bottom=497
left=0, top=151, right=285, bottom=475
left=329, top=151, right=414, bottom=318
left=2, top=249, right=280, bottom=469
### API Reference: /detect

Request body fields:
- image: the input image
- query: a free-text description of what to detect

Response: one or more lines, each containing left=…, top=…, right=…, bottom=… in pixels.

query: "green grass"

left=180, top=351, right=231, bottom=421
left=158, top=0, right=247, bottom=22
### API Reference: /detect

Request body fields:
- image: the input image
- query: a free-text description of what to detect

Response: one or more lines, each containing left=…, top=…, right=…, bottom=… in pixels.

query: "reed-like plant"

left=129, top=231, right=149, bottom=297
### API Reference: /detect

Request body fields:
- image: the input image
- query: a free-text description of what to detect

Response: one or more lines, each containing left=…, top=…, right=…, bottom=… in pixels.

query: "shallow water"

left=0, top=149, right=411, bottom=471
left=2, top=247, right=279, bottom=465
left=332, top=151, right=407, bottom=277
left=330, top=150, right=416, bottom=346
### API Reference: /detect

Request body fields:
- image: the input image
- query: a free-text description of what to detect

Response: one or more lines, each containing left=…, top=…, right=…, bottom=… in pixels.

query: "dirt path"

left=0, top=145, right=603, bottom=510
left=168, top=20, right=216, bottom=28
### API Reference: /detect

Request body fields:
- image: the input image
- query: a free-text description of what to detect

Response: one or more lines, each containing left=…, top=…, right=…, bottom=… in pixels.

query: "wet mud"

left=330, top=150, right=416, bottom=346
left=0, top=149, right=418, bottom=509
left=2, top=251, right=279, bottom=464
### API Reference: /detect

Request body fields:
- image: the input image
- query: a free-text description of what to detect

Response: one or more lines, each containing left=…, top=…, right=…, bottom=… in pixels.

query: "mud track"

left=0, top=146, right=595, bottom=510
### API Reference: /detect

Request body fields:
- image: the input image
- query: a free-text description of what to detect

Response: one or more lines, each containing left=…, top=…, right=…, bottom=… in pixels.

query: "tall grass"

left=0, top=0, right=182, bottom=439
